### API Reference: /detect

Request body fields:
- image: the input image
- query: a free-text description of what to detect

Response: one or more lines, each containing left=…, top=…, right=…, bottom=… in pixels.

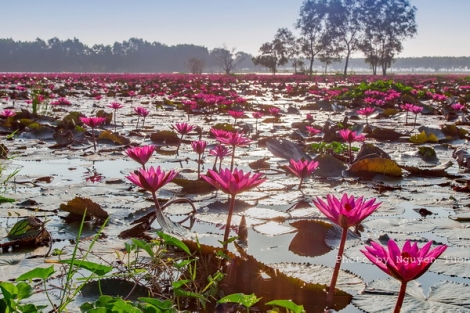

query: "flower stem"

left=298, top=177, right=304, bottom=190
left=223, top=195, right=236, bottom=250
left=230, top=146, right=236, bottom=171
left=327, top=226, right=348, bottom=303
left=91, top=126, right=96, bottom=151
left=197, top=154, right=201, bottom=179
left=394, top=281, right=408, bottom=313
left=113, top=110, right=117, bottom=133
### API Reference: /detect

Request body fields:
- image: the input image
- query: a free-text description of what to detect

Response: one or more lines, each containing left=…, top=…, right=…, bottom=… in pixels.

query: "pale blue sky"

left=1, top=0, right=468, bottom=57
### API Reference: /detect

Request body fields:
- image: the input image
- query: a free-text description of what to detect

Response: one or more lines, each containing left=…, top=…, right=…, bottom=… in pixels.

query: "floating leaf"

left=401, top=161, right=453, bottom=177
left=313, top=154, right=347, bottom=177
left=266, top=138, right=311, bottom=161
left=172, top=177, right=216, bottom=194
left=150, top=130, right=180, bottom=144
left=418, top=126, right=446, bottom=141
left=409, top=130, right=438, bottom=144
left=97, top=130, right=130, bottom=145
left=370, top=127, right=403, bottom=140
left=81, top=278, right=150, bottom=301
left=353, top=279, right=470, bottom=312
left=59, top=196, right=109, bottom=220
left=363, top=218, right=435, bottom=234
left=348, top=158, right=403, bottom=177
left=289, top=220, right=333, bottom=257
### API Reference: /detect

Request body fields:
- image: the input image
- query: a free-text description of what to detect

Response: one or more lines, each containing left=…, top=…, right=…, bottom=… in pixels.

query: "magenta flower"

left=127, top=166, right=177, bottom=196
left=269, top=107, right=280, bottom=117
left=80, top=116, right=107, bottom=151
left=126, top=166, right=177, bottom=228
left=210, top=127, right=230, bottom=139
left=172, top=122, right=195, bottom=155
left=191, top=140, right=207, bottom=178
left=338, top=129, right=365, bottom=163
left=125, top=145, right=155, bottom=169
left=286, top=159, right=319, bottom=189
left=209, top=145, right=232, bottom=171
left=108, top=102, right=124, bottom=132
left=451, top=103, right=465, bottom=111
left=252, top=111, right=264, bottom=134
left=0, top=109, right=16, bottom=118
left=361, top=239, right=447, bottom=313
left=305, top=125, right=321, bottom=137
left=400, top=103, right=423, bottom=125
left=313, top=193, right=381, bottom=302
left=134, top=107, right=150, bottom=128
left=173, top=122, right=195, bottom=136
left=306, top=113, right=314, bottom=121
left=201, top=168, right=267, bottom=248
left=313, top=194, right=381, bottom=229
left=228, top=110, right=244, bottom=125
left=357, top=107, right=375, bottom=125
left=216, top=131, right=252, bottom=170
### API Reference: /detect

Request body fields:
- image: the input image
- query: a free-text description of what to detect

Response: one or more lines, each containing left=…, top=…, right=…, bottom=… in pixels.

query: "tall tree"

left=295, top=0, right=329, bottom=75
left=252, top=28, right=293, bottom=74
left=359, top=0, right=417, bottom=75
left=210, top=45, right=245, bottom=74
left=327, top=0, right=365, bottom=75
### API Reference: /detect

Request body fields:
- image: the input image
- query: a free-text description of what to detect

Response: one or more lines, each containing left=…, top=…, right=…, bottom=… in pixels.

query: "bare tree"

left=210, top=45, right=245, bottom=74
left=186, top=58, right=205, bottom=74
left=252, top=28, right=293, bottom=74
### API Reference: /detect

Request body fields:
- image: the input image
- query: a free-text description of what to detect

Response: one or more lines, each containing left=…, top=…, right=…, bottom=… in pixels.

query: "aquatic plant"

left=361, top=239, right=447, bottom=313
left=313, top=194, right=381, bottom=303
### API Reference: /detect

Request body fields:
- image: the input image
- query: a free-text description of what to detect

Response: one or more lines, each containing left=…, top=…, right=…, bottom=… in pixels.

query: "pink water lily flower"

left=191, top=140, right=207, bottom=178
left=0, top=109, right=16, bottom=118
left=361, top=239, right=447, bottom=313
left=338, top=129, right=365, bottom=163
left=313, top=193, right=381, bottom=302
left=126, top=166, right=177, bottom=198
left=125, top=144, right=155, bottom=169
left=357, top=107, right=375, bottom=125
left=228, top=110, right=244, bottom=125
left=201, top=168, right=267, bottom=248
left=305, top=125, right=321, bottom=137
left=134, top=106, right=150, bottom=128
left=209, top=145, right=232, bottom=171
left=216, top=131, right=251, bottom=170
left=286, top=159, right=319, bottom=189
left=108, top=102, right=124, bottom=132
left=80, top=116, right=107, bottom=151
left=172, top=122, right=195, bottom=155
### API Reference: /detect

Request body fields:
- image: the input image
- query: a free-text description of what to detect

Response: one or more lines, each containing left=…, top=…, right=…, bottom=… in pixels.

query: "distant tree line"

left=0, top=37, right=254, bottom=73
left=0, top=37, right=469, bottom=74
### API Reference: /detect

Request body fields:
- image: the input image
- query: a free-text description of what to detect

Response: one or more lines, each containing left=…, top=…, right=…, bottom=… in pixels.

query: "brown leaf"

left=97, top=130, right=130, bottom=145
left=348, top=158, right=403, bottom=177
left=59, top=197, right=109, bottom=220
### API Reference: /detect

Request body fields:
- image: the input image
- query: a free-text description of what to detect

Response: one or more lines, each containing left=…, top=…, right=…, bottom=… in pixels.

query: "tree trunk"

left=343, top=50, right=351, bottom=76
left=309, top=57, right=314, bottom=75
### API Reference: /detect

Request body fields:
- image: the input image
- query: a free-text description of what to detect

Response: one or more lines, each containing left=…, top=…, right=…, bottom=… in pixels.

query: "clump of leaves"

left=309, top=141, right=354, bottom=155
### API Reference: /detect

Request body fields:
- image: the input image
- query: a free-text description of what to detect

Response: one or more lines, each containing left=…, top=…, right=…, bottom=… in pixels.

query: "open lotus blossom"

left=201, top=168, right=266, bottom=248
left=400, top=103, right=423, bottom=125
left=451, top=103, right=465, bottom=111
left=125, top=144, right=155, bottom=169
left=191, top=140, right=207, bottom=178
left=313, top=193, right=381, bottom=303
left=338, top=129, right=366, bottom=163
left=108, top=101, right=124, bottom=132
left=361, top=239, right=447, bottom=313
left=209, top=145, right=232, bottom=171
left=357, top=107, right=375, bottom=125
left=0, top=109, right=16, bottom=118
left=228, top=110, right=244, bottom=125
left=126, top=166, right=178, bottom=230
left=134, top=106, right=150, bottom=128
left=80, top=116, right=107, bottom=151
left=286, top=159, right=319, bottom=189
left=210, top=127, right=230, bottom=139
left=305, top=125, right=321, bottom=137
left=306, top=113, right=314, bottom=121
left=269, top=107, right=280, bottom=117
left=216, top=131, right=252, bottom=170
left=172, top=122, right=195, bottom=155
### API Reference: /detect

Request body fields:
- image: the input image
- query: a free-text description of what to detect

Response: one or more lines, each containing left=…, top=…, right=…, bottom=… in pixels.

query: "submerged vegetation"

left=0, top=73, right=470, bottom=312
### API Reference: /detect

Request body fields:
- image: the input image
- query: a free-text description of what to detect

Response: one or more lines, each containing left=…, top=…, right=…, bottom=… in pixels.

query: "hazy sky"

left=1, top=0, right=468, bottom=57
